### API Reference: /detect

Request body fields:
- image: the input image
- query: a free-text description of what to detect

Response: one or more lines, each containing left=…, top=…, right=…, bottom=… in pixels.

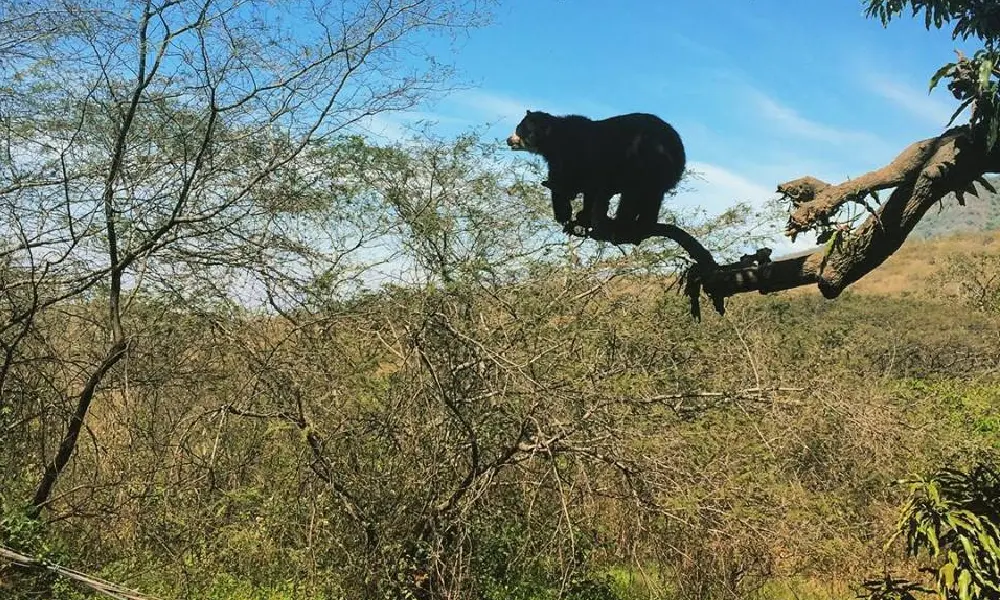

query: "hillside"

left=847, top=230, right=1000, bottom=296
left=909, top=174, right=1000, bottom=240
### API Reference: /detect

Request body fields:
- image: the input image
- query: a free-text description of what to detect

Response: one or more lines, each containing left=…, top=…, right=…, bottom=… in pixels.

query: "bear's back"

left=592, top=113, right=678, bottom=145
left=540, top=111, right=685, bottom=193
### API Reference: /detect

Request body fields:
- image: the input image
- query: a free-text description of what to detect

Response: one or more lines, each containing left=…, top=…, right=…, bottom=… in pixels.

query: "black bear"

left=506, top=110, right=686, bottom=244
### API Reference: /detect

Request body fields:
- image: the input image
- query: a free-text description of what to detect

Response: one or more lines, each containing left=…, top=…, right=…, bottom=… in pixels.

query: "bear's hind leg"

left=576, top=191, right=614, bottom=236
left=607, top=189, right=660, bottom=244
left=550, top=189, right=575, bottom=225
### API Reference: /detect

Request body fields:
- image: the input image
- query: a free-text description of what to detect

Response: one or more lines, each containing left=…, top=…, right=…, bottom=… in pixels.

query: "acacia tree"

left=0, top=0, right=493, bottom=522
left=584, top=0, right=1000, bottom=318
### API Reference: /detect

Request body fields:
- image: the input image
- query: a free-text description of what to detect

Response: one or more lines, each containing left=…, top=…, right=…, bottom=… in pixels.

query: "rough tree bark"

left=584, top=124, right=1000, bottom=319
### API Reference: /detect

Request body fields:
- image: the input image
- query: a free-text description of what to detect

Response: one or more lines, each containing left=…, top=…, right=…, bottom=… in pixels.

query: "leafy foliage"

left=865, top=1, right=1000, bottom=42
left=866, top=1, right=1000, bottom=148
left=887, top=464, right=1000, bottom=600
left=928, top=49, right=1000, bottom=148
left=0, top=500, right=80, bottom=599
left=859, top=573, right=934, bottom=600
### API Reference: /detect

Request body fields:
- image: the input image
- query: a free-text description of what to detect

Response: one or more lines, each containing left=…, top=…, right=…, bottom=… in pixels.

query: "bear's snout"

left=506, top=134, right=523, bottom=149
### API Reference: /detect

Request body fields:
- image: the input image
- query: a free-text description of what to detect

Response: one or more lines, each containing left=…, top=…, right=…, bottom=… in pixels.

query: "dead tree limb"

left=780, top=132, right=959, bottom=235
left=578, top=124, right=1000, bottom=319
left=0, top=544, right=162, bottom=600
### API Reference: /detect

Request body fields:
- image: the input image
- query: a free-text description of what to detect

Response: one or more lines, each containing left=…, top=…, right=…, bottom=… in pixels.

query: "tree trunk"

left=28, top=339, right=128, bottom=518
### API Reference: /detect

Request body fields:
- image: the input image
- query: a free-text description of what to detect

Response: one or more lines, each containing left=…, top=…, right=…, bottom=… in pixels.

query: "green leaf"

left=988, top=102, right=1000, bottom=151
left=958, top=568, right=972, bottom=600
left=928, top=481, right=941, bottom=503
left=941, top=562, right=957, bottom=588
left=979, top=531, right=1000, bottom=556
left=980, top=58, right=995, bottom=91
left=959, top=536, right=983, bottom=572
left=822, top=228, right=841, bottom=256
left=948, top=97, right=975, bottom=127
left=928, top=525, right=941, bottom=556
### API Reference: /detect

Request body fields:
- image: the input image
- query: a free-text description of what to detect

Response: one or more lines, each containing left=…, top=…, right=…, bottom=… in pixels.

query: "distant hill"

left=910, top=174, right=1000, bottom=240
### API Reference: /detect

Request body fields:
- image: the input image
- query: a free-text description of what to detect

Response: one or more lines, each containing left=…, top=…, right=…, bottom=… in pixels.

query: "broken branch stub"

left=783, top=134, right=953, bottom=238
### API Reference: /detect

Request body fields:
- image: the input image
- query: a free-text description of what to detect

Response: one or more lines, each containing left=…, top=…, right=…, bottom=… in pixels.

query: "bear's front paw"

left=562, top=220, right=586, bottom=237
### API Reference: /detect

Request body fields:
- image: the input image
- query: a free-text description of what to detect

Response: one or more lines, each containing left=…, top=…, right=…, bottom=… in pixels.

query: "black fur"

left=507, top=110, right=686, bottom=244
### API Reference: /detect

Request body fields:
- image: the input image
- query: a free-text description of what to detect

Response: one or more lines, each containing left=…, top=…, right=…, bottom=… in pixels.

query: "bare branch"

left=29, top=338, right=128, bottom=517
left=0, top=544, right=163, bottom=600
left=598, top=124, right=1000, bottom=318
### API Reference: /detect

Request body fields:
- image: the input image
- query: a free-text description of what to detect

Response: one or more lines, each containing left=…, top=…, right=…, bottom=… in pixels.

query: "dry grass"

left=850, top=231, right=1000, bottom=296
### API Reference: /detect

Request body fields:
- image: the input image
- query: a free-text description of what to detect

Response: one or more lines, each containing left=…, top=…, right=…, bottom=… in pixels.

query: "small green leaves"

left=979, top=58, right=995, bottom=89
left=887, top=464, right=1000, bottom=600
left=864, top=1, right=1000, bottom=44
left=929, top=62, right=958, bottom=92
left=876, top=3, right=998, bottom=150
left=925, top=50, right=1000, bottom=146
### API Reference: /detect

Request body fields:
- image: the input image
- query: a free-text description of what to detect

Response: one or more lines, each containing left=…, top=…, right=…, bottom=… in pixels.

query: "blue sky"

left=360, top=0, right=981, bottom=251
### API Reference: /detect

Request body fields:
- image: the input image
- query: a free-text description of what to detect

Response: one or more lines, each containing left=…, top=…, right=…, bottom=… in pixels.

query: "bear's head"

left=506, top=110, right=553, bottom=154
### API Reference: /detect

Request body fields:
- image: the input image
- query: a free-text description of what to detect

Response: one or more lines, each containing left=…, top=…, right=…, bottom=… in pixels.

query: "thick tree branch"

left=577, top=124, right=1000, bottom=319
left=781, top=132, right=960, bottom=236
left=587, top=222, right=718, bottom=266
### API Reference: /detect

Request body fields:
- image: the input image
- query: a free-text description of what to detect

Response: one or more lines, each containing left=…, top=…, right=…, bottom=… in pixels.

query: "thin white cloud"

left=351, top=110, right=475, bottom=144
left=679, top=161, right=775, bottom=209
left=353, top=112, right=412, bottom=143
left=440, top=89, right=620, bottom=126
left=446, top=89, right=533, bottom=122
left=863, top=74, right=964, bottom=128
left=746, top=88, right=885, bottom=147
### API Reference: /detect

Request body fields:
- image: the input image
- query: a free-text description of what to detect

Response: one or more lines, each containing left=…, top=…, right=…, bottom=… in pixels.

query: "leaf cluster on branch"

left=865, top=0, right=1000, bottom=43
